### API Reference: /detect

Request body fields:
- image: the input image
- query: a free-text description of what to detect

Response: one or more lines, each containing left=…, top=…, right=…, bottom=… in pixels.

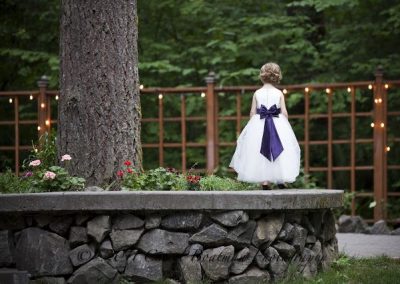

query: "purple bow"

left=256, top=104, right=284, bottom=161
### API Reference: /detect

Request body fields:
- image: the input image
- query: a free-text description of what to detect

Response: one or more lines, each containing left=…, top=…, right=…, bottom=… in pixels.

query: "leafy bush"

left=0, top=131, right=85, bottom=194
left=28, top=130, right=58, bottom=169
left=120, top=166, right=187, bottom=191
left=0, top=169, right=31, bottom=193
left=118, top=165, right=265, bottom=191
left=28, top=165, right=85, bottom=192
left=117, top=164, right=186, bottom=191
left=199, top=175, right=256, bottom=191
left=333, top=191, right=356, bottom=219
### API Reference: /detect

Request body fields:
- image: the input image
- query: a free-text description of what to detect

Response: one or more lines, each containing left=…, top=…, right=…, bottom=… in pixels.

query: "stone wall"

left=0, top=209, right=338, bottom=283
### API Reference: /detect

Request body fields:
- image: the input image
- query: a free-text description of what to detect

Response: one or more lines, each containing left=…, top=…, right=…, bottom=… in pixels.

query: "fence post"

left=37, top=75, right=49, bottom=140
left=205, top=72, right=217, bottom=174
left=373, top=66, right=387, bottom=221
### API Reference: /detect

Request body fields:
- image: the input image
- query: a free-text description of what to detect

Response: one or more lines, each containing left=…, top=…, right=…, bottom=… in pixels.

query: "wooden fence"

left=0, top=67, right=399, bottom=222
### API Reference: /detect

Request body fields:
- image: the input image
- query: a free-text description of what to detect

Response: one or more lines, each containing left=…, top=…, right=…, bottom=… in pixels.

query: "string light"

left=41, top=103, right=45, bottom=108
left=386, top=146, right=391, bottom=152
left=368, top=84, right=373, bottom=90
left=29, top=95, right=33, bottom=100
left=378, top=98, right=382, bottom=103
left=139, top=84, right=144, bottom=90
left=158, top=93, right=163, bottom=100
left=305, top=87, right=309, bottom=92
left=55, top=95, right=59, bottom=100
left=37, top=126, right=41, bottom=131
left=384, top=84, right=389, bottom=89
left=370, top=122, right=375, bottom=128
left=347, top=87, right=351, bottom=93
left=283, top=89, right=288, bottom=94
left=201, top=92, right=206, bottom=98
left=45, top=120, right=50, bottom=126
left=380, top=122, right=385, bottom=128
left=374, top=99, right=378, bottom=103
left=9, top=98, right=13, bottom=103
left=326, top=88, right=331, bottom=94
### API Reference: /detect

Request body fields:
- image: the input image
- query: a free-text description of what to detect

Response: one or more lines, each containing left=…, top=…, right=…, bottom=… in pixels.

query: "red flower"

left=124, top=160, right=132, bottom=166
left=117, top=170, right=124, bottom=177
left=166, top=167, right=178, bottom=174
left=127, top=168, right=134, bottom=174
left=186, top=175, right=201, bottom=184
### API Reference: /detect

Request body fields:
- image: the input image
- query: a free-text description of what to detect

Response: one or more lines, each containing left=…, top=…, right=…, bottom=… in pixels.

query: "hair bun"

left=259, top=63, right=282, bottom=84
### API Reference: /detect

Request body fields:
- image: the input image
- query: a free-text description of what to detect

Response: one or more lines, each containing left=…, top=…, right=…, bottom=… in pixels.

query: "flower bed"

left=0, top=132, right=317, bottom=194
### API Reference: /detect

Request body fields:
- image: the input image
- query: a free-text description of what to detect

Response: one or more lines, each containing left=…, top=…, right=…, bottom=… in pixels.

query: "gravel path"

left=337, top=233, right=400, bottom=258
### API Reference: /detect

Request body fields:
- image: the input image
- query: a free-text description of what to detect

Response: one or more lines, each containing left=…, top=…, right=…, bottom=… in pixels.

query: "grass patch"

left=278, top=255, right=400, bottom=284
left=119, top=255, right=400, bottom=284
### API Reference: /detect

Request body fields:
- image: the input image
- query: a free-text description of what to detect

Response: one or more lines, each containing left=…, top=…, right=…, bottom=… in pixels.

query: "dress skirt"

left=229, top=113, right=300, bottom=183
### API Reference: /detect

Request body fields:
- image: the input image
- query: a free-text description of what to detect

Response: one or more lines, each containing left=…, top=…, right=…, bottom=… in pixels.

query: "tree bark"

left=58, top=0, right=141, bottom=186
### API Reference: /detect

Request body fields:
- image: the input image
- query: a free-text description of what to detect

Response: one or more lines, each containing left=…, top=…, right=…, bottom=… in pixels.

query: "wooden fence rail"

left=0, top=68, right=399, bottom=223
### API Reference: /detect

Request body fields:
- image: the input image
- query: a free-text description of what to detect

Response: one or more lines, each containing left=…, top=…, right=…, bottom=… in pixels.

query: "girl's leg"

left=261, top=181, right=271, bottom=190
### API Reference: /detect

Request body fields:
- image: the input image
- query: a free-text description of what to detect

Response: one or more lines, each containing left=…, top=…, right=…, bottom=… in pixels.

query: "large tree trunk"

left=58, top=0, right=141, bottom=186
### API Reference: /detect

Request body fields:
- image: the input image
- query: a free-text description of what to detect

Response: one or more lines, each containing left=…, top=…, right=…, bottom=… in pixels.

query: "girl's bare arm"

left=250, top=93, right=257, bottom=118
left=280, top=92, right=289, bottom=118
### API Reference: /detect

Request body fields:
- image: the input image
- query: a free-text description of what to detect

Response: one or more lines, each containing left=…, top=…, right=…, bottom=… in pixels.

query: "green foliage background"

left=0, top=0, right=400, bottom=217
left=1, top=0, right=400, bottom=89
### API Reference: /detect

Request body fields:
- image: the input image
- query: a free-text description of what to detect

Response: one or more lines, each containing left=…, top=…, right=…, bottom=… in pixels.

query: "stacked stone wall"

left=0, top=209, right=338, bottom=283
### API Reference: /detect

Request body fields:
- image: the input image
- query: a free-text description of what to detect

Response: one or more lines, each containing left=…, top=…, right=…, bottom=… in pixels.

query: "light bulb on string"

left=41, top=103, right=45, bottom=109
left=45, top=120, right=50, bottom=126
left=158, top=93, right=163, bottom=100
left=305, top=87, right=309, bottom=93
left=9, top=98, right=13, bottom=104
left=201, top=92, right=206, bottom=98
left=368, top=84, right=373, bottom=90
left=29, top=95, right=33, bottom=100
left=380, top=122, right=385, bottom=128
left=347, top=87, right=351, bottom=93
left=55, top=95, right=59, bottom=100
left=386, top=146, right=391, bottom=152
left=283, top=89, right=288, bottom=94
left=370, top=122, right=375, bottom=128
left=140, top=84, right=144, bottom=90
left=326, top=88, right=331, bottom=94
left=384, top=84, right=389, bottom=89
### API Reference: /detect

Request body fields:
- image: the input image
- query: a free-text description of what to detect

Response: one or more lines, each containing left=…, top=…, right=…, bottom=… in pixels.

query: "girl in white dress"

left=229, top=62, right=300, bottom=189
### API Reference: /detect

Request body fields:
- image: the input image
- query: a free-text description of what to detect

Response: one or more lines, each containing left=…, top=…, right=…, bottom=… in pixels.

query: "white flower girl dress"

left=229, top=84, right=300, bottom=184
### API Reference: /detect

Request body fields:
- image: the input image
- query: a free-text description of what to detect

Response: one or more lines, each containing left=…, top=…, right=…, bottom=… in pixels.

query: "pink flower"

left=117, top=170, right=124, bottom=178
left=124, top=160, right=132, bottom=166
left=24, top=171, right=33, bottom=178
left=29, top=160, right=41, bottom=167
left=43, top=171, right=56, bottom=180
left=61, top=154, right=72, bottom=162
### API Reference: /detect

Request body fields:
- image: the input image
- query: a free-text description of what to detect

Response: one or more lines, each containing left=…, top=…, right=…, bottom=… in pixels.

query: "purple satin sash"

left=256, top=104, right=284, bottom=161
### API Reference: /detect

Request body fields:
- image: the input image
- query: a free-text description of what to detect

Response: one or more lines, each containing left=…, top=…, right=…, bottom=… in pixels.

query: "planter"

left=0, top=189, right=343, bottom=283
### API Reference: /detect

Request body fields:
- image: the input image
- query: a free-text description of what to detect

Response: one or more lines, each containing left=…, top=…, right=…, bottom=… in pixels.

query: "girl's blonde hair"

left=259, top=62, right=282, bottom=84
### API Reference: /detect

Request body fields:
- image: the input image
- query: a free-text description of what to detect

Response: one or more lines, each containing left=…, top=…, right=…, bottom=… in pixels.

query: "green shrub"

left=0, top=169, right=30, bottom=193
left=121, top=167, right=188, bottom=191
left=27, top=130, right=57, bottom=169
left=0, top=131, right=85, bottom=194
left=199, top=175, right=252, bottom=191
left=28, top=165, right=85, bottom=192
